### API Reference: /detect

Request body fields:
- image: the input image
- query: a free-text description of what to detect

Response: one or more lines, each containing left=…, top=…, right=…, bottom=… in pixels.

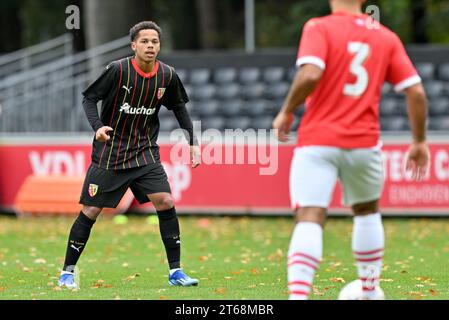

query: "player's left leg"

left=147, top=192, right=198, bottom=287
left=130, top=163, right=198, bottom=286
left=340, top=146, right=385, bottom=299
left=288, top=146, right=339, bottom=300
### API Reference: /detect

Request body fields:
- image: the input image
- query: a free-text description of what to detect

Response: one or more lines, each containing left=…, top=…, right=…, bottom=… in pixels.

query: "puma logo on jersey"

left=122, top=85, right=133, bottom=94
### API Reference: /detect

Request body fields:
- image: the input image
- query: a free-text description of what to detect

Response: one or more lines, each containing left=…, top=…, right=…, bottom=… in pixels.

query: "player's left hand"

left=405, top=141, right=430, bottom=181
left=190, top=145, right=201, bottom=169
left=272, top=111, right=294, bottom=142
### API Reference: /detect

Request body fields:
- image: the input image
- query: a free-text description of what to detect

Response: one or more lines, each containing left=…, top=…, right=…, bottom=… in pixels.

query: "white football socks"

left=287, top=222, right=323, bottom=300
left=352, top=213, right=384, bottom=299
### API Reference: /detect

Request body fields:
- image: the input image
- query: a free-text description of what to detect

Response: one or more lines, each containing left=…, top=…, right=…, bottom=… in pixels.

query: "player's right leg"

left=58, top=164, right=128, bottom=289
left=288, top=146, right=339, bottom=300
left=58, top=205, right=102, bottom=289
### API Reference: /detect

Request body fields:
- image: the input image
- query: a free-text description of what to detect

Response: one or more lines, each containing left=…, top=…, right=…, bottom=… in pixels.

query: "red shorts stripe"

left=288, top=260, right=318, bottom=270
left=353, top=248, right=384, bottom=255
left=288, top=280, right=311, bottom=287
left=288, top=252, right=320, bottom=265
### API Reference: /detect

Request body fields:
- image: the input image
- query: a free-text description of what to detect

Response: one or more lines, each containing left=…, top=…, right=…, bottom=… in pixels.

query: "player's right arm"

left=82, top=62, right=118, bottom=142
left=273, top=65, right=323, bottom=142
left=273, top=19, right=326, bottom=142
left=386, top=33, right=429, bottom=180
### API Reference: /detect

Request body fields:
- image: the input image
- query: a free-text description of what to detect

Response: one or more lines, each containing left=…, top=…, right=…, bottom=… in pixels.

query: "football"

left=338, top=280, right=385, bottom=300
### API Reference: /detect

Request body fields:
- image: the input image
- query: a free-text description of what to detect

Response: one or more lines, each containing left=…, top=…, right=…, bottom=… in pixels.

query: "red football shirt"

left=295, top=11, right=421, bottom=148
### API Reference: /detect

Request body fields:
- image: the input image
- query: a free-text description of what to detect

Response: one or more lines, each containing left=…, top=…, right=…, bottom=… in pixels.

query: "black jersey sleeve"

left=82, top=62, right=119, bottom=100
left=81, top=62, right=119, bottom=132
left=172, top=105, right=199, bottom=146
left=161, top=71, right=189, bottom=110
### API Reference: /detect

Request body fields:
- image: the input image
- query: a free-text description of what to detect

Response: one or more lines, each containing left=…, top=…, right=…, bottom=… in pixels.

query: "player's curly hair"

left=129, top=21, right=162, bottom=42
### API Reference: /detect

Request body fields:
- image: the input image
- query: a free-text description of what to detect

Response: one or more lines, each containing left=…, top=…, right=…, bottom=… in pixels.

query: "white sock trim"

left=169, top=268, right=181, bottom=276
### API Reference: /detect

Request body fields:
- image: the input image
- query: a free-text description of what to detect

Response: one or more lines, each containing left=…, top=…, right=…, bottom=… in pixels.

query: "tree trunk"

left=410, top=0, right=427, bottom=43
left=83, top=0, right=152, bottom=48
left=196, top=0, right=219, bottom=49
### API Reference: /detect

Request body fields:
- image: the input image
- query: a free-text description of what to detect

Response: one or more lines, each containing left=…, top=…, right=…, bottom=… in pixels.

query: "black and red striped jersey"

left=82, top=56, right=188, bottom=170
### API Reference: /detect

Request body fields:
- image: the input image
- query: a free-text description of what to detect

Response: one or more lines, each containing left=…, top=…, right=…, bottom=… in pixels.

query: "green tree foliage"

left=1, top=0, right=448, bottom=53
left=19, top=0, right=71, bottom=47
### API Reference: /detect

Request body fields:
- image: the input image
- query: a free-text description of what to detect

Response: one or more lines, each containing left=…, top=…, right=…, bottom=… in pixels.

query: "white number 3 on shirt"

left=343, top=42, right=370, bottom=97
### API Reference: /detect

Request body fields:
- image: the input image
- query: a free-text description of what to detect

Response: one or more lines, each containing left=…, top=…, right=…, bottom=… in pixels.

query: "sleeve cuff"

left=394, top=75, right=422, bottom=92
left=296, top=56, right=326, bottom=70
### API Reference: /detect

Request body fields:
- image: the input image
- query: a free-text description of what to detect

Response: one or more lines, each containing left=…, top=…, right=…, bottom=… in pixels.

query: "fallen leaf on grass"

left=330, top=277, right=345, bottom=283
left=404, top=291, right=425, bottom=297
left=251, top=268, right=259, bottom=275
left=91, top=279, right=106, bottom=288
left=231, top=270, right=245, bottom=275
left=197, top=218, right=210, bottom=229
left=124, top=273, right=141, bottom=281
left=214, top=287, right=227, bottom=295
left=416, top=276, right=431, bottom=282
left=34, top=258, right=46, bottom=264
left=429, top=289, right=439, bottom=296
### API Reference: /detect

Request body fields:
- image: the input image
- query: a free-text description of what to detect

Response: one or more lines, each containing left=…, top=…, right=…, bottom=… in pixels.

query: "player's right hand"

left=405, top=141, right=430, bottom=181
left=95, top=126, right=113, bottom=142
left=272, top=111, right=294, bottom=142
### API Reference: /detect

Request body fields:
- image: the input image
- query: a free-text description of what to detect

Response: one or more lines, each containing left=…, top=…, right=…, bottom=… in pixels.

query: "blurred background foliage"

left=0, top=0, right=448, bottom=54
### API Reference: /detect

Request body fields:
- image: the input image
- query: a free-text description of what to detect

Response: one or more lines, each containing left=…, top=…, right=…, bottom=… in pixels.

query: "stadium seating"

left=177, top=62, right=449, bottom=133
left=1, top=38, right=448, bottom=134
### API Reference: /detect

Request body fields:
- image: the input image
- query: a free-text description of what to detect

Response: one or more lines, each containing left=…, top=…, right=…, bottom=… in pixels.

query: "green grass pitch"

left=0, top=215, right=448, bottom=300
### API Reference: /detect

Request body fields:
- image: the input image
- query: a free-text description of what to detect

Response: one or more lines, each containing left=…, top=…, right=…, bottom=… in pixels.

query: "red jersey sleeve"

left=386, top=33, right=421, bottom=92
left=296, top=19, right=328, bottom=70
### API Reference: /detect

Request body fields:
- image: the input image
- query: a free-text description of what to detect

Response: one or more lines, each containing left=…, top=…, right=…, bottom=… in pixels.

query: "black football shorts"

left=79, top=162, right=171, bottom=208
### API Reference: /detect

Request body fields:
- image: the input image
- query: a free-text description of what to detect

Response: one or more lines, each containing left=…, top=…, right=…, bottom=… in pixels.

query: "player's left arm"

left=387, top=33, right=429, bottom=180
left=163, top=70, right=200, bottom=168
left=172, top=105, right=200, bottom=168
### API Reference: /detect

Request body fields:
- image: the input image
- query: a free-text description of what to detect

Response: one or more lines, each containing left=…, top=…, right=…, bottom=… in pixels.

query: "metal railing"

left=0, top=33, right=74, bottom=78
left=0, top=36, right=130, bottom=132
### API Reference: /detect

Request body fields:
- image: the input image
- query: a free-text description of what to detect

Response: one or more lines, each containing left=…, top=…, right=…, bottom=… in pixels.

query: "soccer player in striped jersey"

left=273, top=0, right=430, bottom=299
left=58, top=21, right=200, bottom=289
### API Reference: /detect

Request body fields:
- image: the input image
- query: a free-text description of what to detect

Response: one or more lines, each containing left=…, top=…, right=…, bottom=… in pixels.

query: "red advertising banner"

left=1, top=139, right=448, bottom=215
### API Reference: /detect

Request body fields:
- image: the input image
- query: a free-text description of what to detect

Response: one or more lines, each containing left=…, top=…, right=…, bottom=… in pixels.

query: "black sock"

left=63, top=211, right=96, bottom=272
left=157, top=207, right=181, bottom=270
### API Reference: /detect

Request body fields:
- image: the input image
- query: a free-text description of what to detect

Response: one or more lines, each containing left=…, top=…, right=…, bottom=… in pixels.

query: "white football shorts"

left=289, top=144, right=384, bottom=208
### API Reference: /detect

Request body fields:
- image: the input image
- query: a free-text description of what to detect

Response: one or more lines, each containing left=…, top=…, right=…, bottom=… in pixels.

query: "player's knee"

left=352, top=200, right=379, bottom=215
left=295, top=207, right=327, bottom=226
left=155, top=196, right=174, bottom=211
left=82, top=205, right=102, bottom=220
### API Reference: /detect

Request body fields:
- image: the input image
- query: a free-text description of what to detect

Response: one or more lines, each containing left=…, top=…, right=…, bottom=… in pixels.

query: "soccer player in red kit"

left=273, top=0, right=429, bottom=300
